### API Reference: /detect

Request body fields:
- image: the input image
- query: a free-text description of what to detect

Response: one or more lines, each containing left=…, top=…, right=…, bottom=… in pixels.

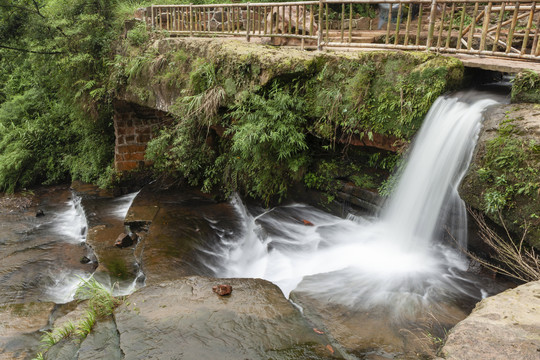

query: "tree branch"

left=0, top=44, right=62, bottom=55
left=0, top=4, right=44, bottom=18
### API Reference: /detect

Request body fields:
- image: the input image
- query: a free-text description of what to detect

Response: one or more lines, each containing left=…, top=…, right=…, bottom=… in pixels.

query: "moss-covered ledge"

left=114, top=37, right=463, bottom=141
left=111, top=33, right=464, bottom=204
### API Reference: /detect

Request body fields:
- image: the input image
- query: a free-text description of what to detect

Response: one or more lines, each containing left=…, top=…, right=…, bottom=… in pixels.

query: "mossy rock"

left=460, top=103, right=540, bottom=248
left=511, top=70, right=540, bottom=104
left=115, top=36, right=465, bottom=204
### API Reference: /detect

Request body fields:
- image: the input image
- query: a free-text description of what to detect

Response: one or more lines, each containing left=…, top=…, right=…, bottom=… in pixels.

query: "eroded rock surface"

left=460, top=103, right=540, bottom=247
left=125, top=185, right=240, bottom=284
left=0, top=302, right=55, bottom=360
left=115, top=276, right=340, bottom=359
left=441, top=280, right=540, bottom=360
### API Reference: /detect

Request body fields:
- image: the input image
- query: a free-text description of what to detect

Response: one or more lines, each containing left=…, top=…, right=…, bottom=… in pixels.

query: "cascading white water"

left=46, top=191, right=141, bottom=303
left=212, top=92, right=502, bottom=313
left=381, top=95, right=498, bottom=250
left=53, top=194, right=88, bottom=244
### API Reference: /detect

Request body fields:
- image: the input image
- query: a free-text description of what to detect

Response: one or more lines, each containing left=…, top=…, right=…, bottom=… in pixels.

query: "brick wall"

left=113, top=100, right=173, bottom=172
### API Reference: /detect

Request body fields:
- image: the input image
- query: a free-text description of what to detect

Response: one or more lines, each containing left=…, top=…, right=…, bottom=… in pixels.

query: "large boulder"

left=114, top=276, right=340, bottom=359
left=460, top=103, right=540, bottom=248
left=441, top=280, right=540, bottom=360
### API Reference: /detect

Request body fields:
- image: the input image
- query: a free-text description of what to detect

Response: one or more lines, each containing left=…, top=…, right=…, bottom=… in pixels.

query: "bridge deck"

left=145, top=1, right=540, bottom=73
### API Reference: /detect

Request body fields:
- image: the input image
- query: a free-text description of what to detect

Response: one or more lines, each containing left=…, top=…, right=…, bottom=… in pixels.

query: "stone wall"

left=113, top=100, right=173, bottom=172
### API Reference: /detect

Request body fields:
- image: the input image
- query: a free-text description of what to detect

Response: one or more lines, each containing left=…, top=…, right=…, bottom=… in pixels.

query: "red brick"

left=117, top=144, right=147, bottom=153
left=123, top=152, right=146, bottom=162
left=115, top=161, right=139, bottom=171
left=137, top=134, right=152, bottom=143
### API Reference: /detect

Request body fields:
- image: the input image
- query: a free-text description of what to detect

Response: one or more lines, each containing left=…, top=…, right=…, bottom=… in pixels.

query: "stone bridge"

left=140, top=0, right=540, bottom=73
left=115, top=1, right=540, bottom=171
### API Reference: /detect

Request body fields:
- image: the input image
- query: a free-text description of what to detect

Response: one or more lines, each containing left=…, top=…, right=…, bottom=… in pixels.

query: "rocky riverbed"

left=1, top=184, right=539, bottom=360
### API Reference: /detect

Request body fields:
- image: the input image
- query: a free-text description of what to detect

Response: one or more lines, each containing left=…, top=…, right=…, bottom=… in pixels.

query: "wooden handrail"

left=144, top=1, right=540, bottom=61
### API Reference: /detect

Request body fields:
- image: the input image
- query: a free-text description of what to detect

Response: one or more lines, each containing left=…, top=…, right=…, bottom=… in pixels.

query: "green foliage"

left=0, top=0, right=124, bottom=192
left=511, top=70, right=540, bottom=104
left=31, top=353, right=44, bottom=360
left=304, top=159, right=380, bottom=204
left=127, top=21, right=149, bottom=47
left=477, top=117, right=539, bottom=214
left=222, top=84, right=308, bottom=203
left=74, top=276, right=121, bottom=318
left=36, top=276, right=120, bottom=358
left=75, top=310, right=96, bottom=338
left=306, top=54, right=458, bottom=148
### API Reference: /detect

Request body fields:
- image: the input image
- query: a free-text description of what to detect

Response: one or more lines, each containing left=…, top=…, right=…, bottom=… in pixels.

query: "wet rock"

left=114, top=233, right=135, bottom=248
left=0, top=302, right=55, bottom=360
left=44, top=339, right=80, bottom=360
left=115, top=276, right=341, bottom=359
left=441, top=280, right=540, bottom=360
left=290, top=285, right=469, bottom=359
left=125, top=185, right=241, bottom=284
left=78, top=316, right=122, bottom=360
left=35, top=209, right=45, bottom=217
left=212, top=284, right=232, bottom=296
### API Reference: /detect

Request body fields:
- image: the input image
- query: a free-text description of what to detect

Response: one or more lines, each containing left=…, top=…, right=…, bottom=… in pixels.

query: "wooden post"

left=416, top=4, right=424, bottom=46
left=236, top=7, right=242, bottom=33
left=302, top=4, right=306, bottom=49
left=445, top=3, right=456, bottom=48
left=437, top=3, right=447, bottom=48
left=348, top=3, right=353, bottom=44
left=480, top=3, right=493, bottom=52
left=325, top=2, right=329, bottom=44
left=317, top=0, right=323, bottom=51
left=282, top=5, right=286, bottom=35
left=310, top=4, right=314, bottom=36
left=151, top=5, right=155, bottom=28
left=426, top=0, right=438, bottom=50
left=189, top=4, right=193, bottom=36
left=269, top=6, right=273, bottom=34
left=506, top=1, right=521, bottom=54
left=289, top=5, right=293, bottom=34
left=394, top=3, right=403, bottom=46
left=532, top=4, right=540, bottom=55
left=295, top=5, right=299, bottom=35
left=521, top=2, right=536, bottom=54
left=247, top=3, right=251, bottom=41
left=404, top=2, right=413, bottom=46
left=457, top=4, right=467, bottom=49
left=385, top=4, right=392, bottom=45
left=467, top=2, right=479, bottom=50
left=492, top=2, right=505, bottom=52
left=341, top=3, right=345, bottom=43
left=264, top=6, right=268, bottom=35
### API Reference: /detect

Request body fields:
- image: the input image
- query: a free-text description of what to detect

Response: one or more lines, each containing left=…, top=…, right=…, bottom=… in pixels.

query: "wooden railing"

left=143, top=1, right=540, bottom=61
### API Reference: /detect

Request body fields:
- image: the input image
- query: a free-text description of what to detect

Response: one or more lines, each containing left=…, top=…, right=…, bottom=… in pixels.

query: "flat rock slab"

left=0, top=302, right=55, bottom=360
left=441, top=280, right=540, bottom=360
left=125, top=186, right=241, bottom=284
left=115, top=276, right=340, bottom=359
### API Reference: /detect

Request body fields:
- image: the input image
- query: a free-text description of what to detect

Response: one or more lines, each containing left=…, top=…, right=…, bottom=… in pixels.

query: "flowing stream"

left=0, top=187, right=139, bottom=304
left=207, top=91, right=505, bottom=317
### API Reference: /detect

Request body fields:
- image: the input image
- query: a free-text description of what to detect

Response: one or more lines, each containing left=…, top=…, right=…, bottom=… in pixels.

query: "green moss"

left=463, top=108, right=540, bottom=247
left=121, top=38, right=463, bottom=205
left=511, top=70, right=540, bottom=104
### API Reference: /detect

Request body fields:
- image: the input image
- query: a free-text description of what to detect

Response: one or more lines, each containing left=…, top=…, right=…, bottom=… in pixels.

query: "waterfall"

left=211, top=92, right=501, bottom=312
left=382, top=95, right=498, bottom=250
